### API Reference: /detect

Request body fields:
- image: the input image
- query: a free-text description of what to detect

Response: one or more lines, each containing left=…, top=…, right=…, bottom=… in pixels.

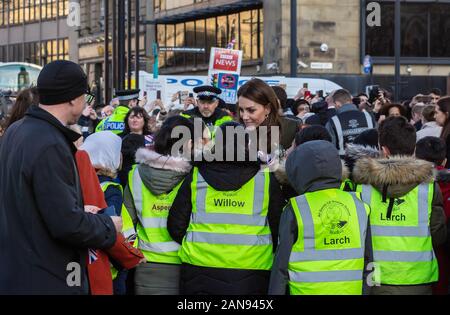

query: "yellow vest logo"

left=318, top=201, right=350, bottom=235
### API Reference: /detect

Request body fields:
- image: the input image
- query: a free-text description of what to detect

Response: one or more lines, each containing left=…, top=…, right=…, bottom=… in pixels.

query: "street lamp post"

left=104, top=0, right=110, bottom=104
left=127, top=0, right=132, bottom=89
left=290, top=0, right=297, bottom=77
left=394, top=0, right=401, bottom=102
left=112, top=0, right=117, bottom=90
left=118, top=0, right=126, bottom=90
left=135, top=0, right=140, bottom=89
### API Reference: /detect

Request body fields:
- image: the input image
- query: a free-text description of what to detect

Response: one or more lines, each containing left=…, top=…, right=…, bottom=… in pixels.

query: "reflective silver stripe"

left=141, top=217, right=167, bottom=228
left=138, top=239, right=180, bottom=253
left=195, top=171, right=208, bottom=214
left=373, top=250, right=435, bottom=262
left=132, top=168, right=144, bottom=218
left=290, top=248, right=363, bottom=262
left=252, top=171, right=266, bottom=216
left=361, top=185, right=372, bottom=205
left=331, top=115, right=345, bottom=156
left=363, top=110, right=374, bottom=129
left=349, top=192, right=369, bottom=248
left=191, top=212, right=267, bottom=226
left=185, top=231, right=272, bottom=245
left=371, top=225, right=430, bottom=237
left=193, top=170, right=267, bottom=226
left=417, top=184, right=430, bottom=228
left=294, top=195, right=315, bottom=251
left=122, top=228, right=135, bottom=239
left=289, top=270, right=362, bottom=283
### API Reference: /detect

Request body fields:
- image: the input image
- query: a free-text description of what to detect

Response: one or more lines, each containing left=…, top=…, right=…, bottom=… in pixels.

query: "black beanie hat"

left=37, top=60, right=88, bottom=105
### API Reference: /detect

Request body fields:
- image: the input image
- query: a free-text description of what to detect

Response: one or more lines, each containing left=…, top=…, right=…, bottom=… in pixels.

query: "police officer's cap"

left=193, top=85, right=221, bottom=101
left=115, top=89, right=140, bottom=101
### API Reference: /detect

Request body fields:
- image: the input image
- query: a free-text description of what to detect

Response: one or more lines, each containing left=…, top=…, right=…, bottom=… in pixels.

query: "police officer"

left=180, top=85, right=233, bottom=133
left=269, top=140, right=371, bottom=295
left=325, top=89, right=375, bottom=157
left=96, top=89, right=140, bottom=134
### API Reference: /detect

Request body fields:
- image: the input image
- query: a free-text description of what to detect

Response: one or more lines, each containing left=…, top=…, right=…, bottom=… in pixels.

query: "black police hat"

left=115, top=89, right=140, bottom=101
left=193, top=85, right=221, bottom=101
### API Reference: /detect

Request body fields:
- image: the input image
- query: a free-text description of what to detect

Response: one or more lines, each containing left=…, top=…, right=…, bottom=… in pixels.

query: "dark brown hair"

left=437, top=96, right=450, bottom=141
left=6, top=87, right=39, bottom=129
left=380, top=103, right=407, bottom=117
left=237, top=78, right=283, bottom=153
left=123, top=106, right=151, bottom=135
left=379, top=116, right=416, bottom=155
left=237, top=78, right=282, bottom=128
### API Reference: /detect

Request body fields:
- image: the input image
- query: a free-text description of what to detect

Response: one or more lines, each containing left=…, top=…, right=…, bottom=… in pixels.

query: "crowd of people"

left=0, top=60, right=449, bottom=295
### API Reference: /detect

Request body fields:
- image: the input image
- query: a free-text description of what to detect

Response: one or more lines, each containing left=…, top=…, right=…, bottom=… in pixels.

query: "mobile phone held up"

left=304, top=90, right=311, bottom=98
left=303, top=83, right=311, bottom=98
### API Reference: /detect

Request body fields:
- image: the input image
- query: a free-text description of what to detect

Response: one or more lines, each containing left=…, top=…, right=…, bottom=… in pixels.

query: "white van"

left=138, top=71, right=342, bottom=108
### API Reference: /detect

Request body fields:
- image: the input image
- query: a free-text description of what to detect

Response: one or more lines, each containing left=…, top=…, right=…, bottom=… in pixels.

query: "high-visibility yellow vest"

left=178, top=167, right=273, bottom=270
left=100, top=181, right=123, bottom=280
left=288, top=189, right=370, bottom=295
left=360, top=183, right=438, bottom=285
left=95, top=105, right=129, bottom=134
left=340, top=179, right=357, bottom=192
left=128, top=165, right=183, bottom=264
left=180, top=111, right=233, bottom=139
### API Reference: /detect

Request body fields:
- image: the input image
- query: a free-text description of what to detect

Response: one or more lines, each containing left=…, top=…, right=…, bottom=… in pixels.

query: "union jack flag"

left=88, top=248, right=98, bottom=264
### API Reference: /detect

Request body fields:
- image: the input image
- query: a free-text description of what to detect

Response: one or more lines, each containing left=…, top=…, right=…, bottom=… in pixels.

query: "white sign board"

left=310, top=62, right=333, bottom=70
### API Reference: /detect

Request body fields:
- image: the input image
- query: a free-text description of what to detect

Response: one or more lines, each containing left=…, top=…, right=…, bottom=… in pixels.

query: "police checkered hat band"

left=116, top=93, right=140, bottom=101
left=197, top=91, right=219, bottom=98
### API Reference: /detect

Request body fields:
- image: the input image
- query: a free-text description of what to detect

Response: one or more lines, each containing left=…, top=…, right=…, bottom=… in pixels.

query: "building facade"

left=0, top=1, right=74, bottom=65
left=147, top=0, right=450, bottom=96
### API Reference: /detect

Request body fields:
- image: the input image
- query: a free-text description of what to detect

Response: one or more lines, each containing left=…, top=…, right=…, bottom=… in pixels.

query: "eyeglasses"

left=85, top=93, right=95, bottom=105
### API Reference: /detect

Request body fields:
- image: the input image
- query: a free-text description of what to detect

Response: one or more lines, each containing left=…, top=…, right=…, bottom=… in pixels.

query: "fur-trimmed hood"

left=135, top=148, right=191, bottom=172
left=344, top=143, right=381, bottom=175
left=353, top=155, right=434, bottom=198
left=345, top=143, right=380, bottom=162
left=135, top=148, right=192, bottom=195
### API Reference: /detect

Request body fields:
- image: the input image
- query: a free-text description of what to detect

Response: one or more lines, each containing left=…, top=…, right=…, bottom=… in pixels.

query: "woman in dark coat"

left=118, top=107, right=153, bottom=187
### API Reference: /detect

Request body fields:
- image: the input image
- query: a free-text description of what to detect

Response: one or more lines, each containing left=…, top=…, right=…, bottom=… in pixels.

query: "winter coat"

left=344, top=143, right=381, bottom=179
left=75, top=151, right=143, bottom=295
left=0, top=106, right=117, bottom=295
left=433, top=166, right=450, bottom=295
left=167, top=160, right=286, bottom=295
left=98, top=175, right=123, bottom=216
left=123, top=148, right=192, bottom=295
left=416, top=122, right=442, bottom=142
left=352, top=156, right=447, bottom=295
left=279, top=116, right=301, bottom=150
left=118, top=133, right=153, bottom=187
left=268, top=140, right=369, bottom=294
left=325, top=104, right=376, bottom=154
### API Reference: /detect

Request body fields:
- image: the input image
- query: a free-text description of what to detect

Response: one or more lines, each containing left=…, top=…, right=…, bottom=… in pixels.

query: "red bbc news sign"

left=213, top=50, right=240, bottom=72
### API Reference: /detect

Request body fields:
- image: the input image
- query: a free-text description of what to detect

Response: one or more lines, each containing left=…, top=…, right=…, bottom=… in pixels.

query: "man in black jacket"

left=0, top=60, right=121, bottom=295
left=325, top=89, right=376, bottom=157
